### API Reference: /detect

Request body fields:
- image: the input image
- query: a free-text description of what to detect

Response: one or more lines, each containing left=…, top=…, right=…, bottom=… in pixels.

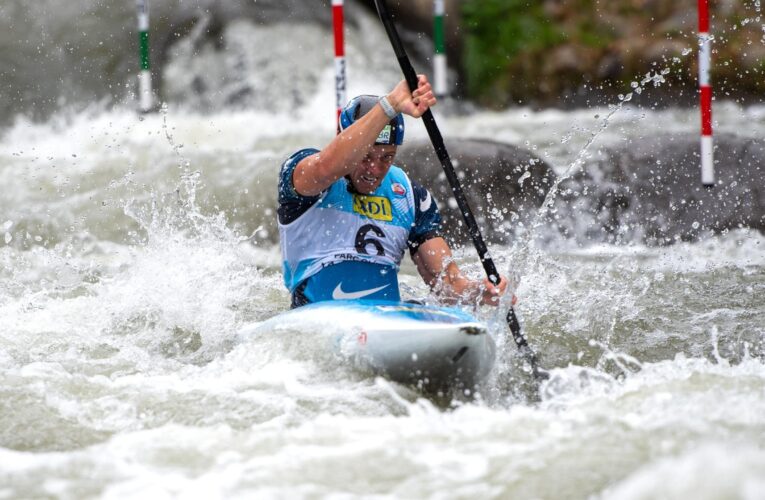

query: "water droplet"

left=692, top=221, right=700, bottom=229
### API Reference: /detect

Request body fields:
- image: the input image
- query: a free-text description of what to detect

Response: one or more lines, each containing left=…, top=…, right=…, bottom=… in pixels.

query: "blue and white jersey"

left=278, top=148, right=442, bottom=304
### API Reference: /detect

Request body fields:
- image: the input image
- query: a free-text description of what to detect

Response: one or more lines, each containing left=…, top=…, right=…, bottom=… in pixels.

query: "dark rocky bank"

left=397, top=135, right=764, bottom=246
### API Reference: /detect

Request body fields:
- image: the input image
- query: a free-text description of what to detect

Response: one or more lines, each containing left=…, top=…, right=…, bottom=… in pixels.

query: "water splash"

left=503, top=59, right=685, bottom=286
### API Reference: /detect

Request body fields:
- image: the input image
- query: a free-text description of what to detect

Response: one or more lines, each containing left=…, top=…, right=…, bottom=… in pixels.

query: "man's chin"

left=353, top=182, right=378, bottom=194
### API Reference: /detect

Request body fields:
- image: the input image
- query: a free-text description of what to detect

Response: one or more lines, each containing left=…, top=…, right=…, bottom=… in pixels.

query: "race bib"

left=353, top=195, right=393, bottom=222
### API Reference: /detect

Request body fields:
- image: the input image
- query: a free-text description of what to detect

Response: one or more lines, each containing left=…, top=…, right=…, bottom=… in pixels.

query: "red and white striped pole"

left=698, top=0, right=714, bottom=187
left=332, top=0, right=347, bottom=127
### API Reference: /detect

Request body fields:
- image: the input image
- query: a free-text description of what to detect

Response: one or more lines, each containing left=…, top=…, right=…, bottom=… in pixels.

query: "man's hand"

left=413, top=237, right=518, bottom=307
left=478, top=275, right=516, bottom=307
left=388, top=75, right=436, bottom=118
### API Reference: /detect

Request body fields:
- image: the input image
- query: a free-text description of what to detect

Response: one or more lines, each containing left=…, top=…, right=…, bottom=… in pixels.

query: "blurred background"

left=2, top=0, right=763, bottom=246
left=3, top=0, right=764, bottom=124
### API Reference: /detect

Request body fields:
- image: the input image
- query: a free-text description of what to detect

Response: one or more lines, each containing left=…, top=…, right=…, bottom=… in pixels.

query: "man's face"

left=349, top=145, right=397, bottom=194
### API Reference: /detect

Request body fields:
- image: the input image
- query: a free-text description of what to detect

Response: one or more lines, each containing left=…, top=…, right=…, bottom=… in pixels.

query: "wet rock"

left=553, top=133, right=765, bottom=244
left=395, top=139, right=556, bottom=245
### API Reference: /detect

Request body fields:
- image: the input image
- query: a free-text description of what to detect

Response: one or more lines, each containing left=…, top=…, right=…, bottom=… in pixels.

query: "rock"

left=552, top=133, right=765, bottom=244
left=395, top=139, right=556, bottom=245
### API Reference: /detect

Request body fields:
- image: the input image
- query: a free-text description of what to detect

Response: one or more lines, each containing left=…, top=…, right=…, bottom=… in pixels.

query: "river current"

left=1, top=87, right=763, bottom=498
left=2, top=5, right=765, bottom=499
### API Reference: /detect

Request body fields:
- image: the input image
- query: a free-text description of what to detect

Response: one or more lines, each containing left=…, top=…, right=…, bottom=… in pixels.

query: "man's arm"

left=292, top=76, right=436, bottom=196
left=412, top=237, right=508, bottom=306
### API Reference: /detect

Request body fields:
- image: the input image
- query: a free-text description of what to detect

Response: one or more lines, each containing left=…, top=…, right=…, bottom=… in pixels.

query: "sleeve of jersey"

left=277, top=148, right=321, bottom=225
left=407, top=182, right=443, bottom=255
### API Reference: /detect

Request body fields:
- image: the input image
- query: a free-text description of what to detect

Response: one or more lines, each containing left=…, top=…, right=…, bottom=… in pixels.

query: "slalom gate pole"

left=333, top=0, right=347, bottom=127
left=136, top=0, right=154, bottom=113
left=433, top=0, right=447, bottom=97
left=698, top=0, right=714, bottom=187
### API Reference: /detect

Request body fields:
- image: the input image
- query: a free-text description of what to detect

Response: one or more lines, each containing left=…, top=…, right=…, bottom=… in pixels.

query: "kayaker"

left=278, top=75, right=509, bottom=308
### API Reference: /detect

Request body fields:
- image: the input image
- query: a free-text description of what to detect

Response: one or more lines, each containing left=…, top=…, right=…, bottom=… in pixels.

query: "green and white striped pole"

left=136, top=0, right=154, bottom=113
left=433, top=0, right=447, bottom=97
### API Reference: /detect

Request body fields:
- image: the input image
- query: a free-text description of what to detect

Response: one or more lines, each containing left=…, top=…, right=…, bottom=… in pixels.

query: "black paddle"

left=373, top=0, right=547, bottom=383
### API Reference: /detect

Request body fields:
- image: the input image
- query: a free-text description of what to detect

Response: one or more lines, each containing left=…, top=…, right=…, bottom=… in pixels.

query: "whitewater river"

left=1, top=87, right=763, bottom=498
left=1, top=3, right=765, bottom=488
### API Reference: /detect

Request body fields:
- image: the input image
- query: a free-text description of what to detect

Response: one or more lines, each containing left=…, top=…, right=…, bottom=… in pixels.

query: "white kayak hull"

left=240, top=300, right=496, bottom=394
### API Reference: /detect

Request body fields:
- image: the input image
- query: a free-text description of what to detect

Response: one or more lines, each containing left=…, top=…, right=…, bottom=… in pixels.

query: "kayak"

left=239, top=300, right=496, bottom=395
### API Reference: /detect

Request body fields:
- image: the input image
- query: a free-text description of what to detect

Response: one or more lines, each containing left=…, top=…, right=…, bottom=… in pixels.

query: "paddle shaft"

left=373, top=0, right=545, bottom=380
left=375, top=1, right=496, bottom=283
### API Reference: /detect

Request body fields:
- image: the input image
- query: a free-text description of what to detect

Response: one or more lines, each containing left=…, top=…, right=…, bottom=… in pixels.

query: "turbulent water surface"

left=2, top=4, right=765, bottom=499
left=2, top=94, right=764, bottom=498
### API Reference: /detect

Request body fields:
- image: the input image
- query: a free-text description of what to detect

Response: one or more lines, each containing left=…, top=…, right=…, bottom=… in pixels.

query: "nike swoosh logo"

left=419, top=192, right=432, bottom=212
left=332, top=283, right=389, bottom=300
